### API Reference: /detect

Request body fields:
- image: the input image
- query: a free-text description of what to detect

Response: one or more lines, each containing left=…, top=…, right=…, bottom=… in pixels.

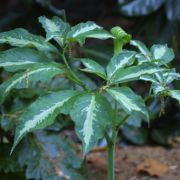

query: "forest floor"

left=87, top=142, right=180, bottom=180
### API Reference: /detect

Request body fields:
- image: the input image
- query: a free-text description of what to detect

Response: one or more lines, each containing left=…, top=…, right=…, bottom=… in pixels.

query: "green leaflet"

left=131, top=40, right=175, bottom=65
left=140, top=73, right=165, bottom=94
left=106, top=50, right=136, bottom=79
left=70, top=93, right=113, bottom=155
left=140, top=69, right=180, bottom=95
left=168, top=90, right=180, bottom=103
left=135, top=53, right=149, bottom=64
left=165, top=71, right=180, bottom=84
left=130, top=40, right=151, bottom=57
left=141, top=70, right=179, bottom=85
left=39, top=16, right=71, bottom=45
left=140, top=74, right=165, bottom=94
left=154, top=72, right=164, bottom=83
left=140, top=74, right=159, bottom=84
left=0, top=28, right=58, bottom=53
left=77, top=72, right=97, bottom=90
left=0, top=64, right=64, bottom=103
left=0, top=48, right=51, bottom=72
left=80, top=58, right=106, bottom=79
left=152, top=83, right=166, bottom=95
left=67, top=21, right=113, bottom=45
left=150, top=44, right=175, bottom=64
left=11, top=90, right=79, bottom=153
left=110, top=63, right=164, bottom=84
left=106, top=87, right=149, bottom=121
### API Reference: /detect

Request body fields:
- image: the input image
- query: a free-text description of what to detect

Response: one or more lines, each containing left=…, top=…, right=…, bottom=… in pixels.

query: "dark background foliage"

left=0, top=0, right=180, bottom=179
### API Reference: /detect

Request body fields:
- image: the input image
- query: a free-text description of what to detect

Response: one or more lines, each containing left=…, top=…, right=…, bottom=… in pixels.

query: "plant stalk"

left=61, top=53, right=88, bottom=91
left=107, top=38, right=123, bottom=180
left=107, top=100, right=118, bottom=180
left=107, top=135, right=116, bottom=180
left=114, top=39, right=122, bottom=55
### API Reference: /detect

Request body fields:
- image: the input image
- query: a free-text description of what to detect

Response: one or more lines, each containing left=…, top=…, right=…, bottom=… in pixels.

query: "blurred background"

left=0, top=0, right=180, bottom=179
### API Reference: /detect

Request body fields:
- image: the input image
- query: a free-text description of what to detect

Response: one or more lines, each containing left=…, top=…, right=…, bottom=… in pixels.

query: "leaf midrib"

left=81, top=95, right=96, bottom=150
left=4, top=67, right=60, bottom=94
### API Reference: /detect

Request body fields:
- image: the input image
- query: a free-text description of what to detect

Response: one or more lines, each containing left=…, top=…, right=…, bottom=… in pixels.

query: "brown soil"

left=87, top=145, right=180, bottom=180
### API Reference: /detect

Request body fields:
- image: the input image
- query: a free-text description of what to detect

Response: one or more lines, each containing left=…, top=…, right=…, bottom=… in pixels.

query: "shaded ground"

left=87, top=144, right=180, bottom=180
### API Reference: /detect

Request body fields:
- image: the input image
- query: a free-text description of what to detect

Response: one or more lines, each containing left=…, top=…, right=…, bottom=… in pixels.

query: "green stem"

left=108, top=141, right=115, bottom=180
left=104, top=130, right=113, bottom=145
left=106, top=37, right=123, bottom=180
left=114, top=39, right=123, bottom=55
left=119, top=115, right=130, bottom=127
left=105, top=34, right=123, bottom=180
left=144, top=94, right=154, bottom=102
left=82, top=157, right=90, bottom=180
left=107, top=128, right=117, bottom=180
left=107, top=114, right=130, bottom=180
left=61, top=53, right=88, bottom=91
left=107, top=100, right=118, bottom=180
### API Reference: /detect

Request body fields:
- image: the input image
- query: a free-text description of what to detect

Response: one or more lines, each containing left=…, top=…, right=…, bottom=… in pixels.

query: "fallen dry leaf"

left=137, top=159, right=169, bottom=177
